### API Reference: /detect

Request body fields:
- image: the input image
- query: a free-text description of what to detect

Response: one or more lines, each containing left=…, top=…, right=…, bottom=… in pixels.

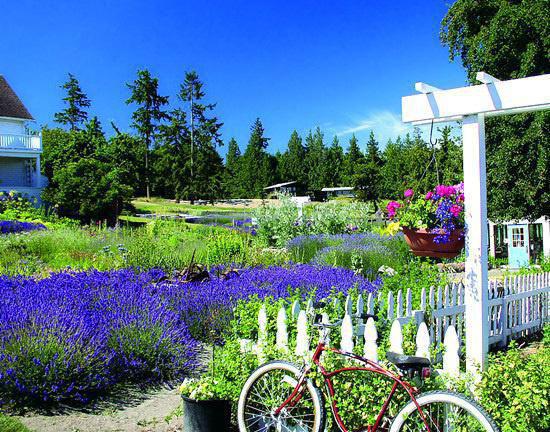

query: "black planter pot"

left=182, top=396, right=231, bottom=432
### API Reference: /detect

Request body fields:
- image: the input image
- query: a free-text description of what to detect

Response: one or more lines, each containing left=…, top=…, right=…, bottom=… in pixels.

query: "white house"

left=0, top=76, right=44, bottom=202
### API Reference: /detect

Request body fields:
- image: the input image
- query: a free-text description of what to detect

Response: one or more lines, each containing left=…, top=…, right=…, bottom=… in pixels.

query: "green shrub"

left=254, top=196, right=375, bottom=246
left=0, top=414, right=30, bottom=432
left=479, top=342, right=550, bottom=432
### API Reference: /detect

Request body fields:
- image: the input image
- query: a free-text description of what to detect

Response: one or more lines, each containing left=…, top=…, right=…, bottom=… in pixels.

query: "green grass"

left=0, top=414, right=31, bottom=432
left=132, top=197, right=253, bottom=215
left=0, top=220, right=288, bottom=276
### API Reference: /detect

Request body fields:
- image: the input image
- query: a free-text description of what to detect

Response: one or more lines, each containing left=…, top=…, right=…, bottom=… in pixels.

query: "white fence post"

left=443, top=325, right=460, bottom=378
left=364, top=318, right=378, bottom=361
left=276, top=306, right=288, bottom=353
left=295, top=310, right=309, bottom=357
left=341, top=313, right=354, bottom=353
left=389, top=320, right=403, bottom=354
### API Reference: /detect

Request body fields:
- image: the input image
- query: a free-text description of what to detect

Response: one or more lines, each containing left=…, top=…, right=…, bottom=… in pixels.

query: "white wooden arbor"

left=402, top=73, right=550, bottom=373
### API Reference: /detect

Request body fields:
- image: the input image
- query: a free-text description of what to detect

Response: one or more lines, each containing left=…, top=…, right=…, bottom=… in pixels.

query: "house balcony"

left=0, top=134, right=42, bottom=154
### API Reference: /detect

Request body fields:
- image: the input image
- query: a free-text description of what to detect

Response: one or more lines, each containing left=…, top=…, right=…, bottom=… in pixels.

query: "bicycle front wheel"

left=390, top=390, right=500, bottom=432
left=237, top=360, right=325, bottom=432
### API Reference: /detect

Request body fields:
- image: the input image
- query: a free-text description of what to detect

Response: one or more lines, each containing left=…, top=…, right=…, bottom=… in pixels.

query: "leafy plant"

left=387, top=184, right=465, bottom=243
left=479, top=342, right=549, bottom=432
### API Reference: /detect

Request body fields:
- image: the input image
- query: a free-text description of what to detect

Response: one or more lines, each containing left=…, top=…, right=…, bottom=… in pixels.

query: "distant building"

left=321, top=186, right=355, bottom=199
left=264, top=181, right=299, bottom=196
left=0, top=76, right=45, bottom=203
left=489, top=216, right=549, bottom=268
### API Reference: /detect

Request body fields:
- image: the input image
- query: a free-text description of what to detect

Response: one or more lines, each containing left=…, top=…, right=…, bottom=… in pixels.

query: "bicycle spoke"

left=242, top=367, right=318, bottom=432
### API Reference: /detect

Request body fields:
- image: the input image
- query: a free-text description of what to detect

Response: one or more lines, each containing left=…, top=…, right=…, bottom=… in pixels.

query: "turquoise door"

left=507, top=224, right=530, bottom=268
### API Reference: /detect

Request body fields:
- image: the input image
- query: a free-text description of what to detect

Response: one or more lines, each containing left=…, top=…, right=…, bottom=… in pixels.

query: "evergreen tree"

left=241, top=118, right=273, bottom=197
left=379, top=137, right=406, bottom=199
left=365, top=131, right=382, bottom=165
left=157, top=108, right=189, bottom=200
left=305, top=127, right=329, bottom=191
left=325, top=136, right=345, bottom=187
left=54, top=73, right=91, bottom=131
left=179, top=71, right=224, bottom=203
left=354, top=131, right=383, bottom=206
left=278, top=131, right=307, bottom=186
left=342, top=134, right=365, bottom=185
left=223, top=138, right=243, bottom=197
left=126, top=69, right=169, bottom=200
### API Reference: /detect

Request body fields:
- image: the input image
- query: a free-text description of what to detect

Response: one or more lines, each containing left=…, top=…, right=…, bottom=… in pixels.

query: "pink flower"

left=435, top=184, right=455, bottom=198
left=453, top=182, right=464, bottom=194
left=456, top=193, right=465, bottom=203
left=386, top=201, right=401, bottom=219
left=404, top=189, right=414, bottom=198
left=425, top=191, right=433, bottom=200
left=450, top=204, right=462, bottom=217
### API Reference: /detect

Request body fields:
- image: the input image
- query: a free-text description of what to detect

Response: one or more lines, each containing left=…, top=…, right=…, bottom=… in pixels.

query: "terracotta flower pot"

left=402, top=227, right=464, bottom=259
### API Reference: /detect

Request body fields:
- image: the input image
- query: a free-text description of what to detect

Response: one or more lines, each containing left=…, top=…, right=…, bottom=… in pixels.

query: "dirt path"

left=17, top=385, right=183, bottom=432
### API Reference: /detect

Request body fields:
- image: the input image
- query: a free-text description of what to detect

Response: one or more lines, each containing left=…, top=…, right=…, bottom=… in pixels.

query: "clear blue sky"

left=1, top=0, right=466, bottom=156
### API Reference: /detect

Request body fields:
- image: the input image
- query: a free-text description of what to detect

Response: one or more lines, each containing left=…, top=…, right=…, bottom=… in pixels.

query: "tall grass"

left=0, top=220, right=287, bottom=275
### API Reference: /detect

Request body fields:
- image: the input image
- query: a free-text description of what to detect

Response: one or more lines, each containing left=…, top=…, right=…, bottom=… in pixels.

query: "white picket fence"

left=241, top=297, right=463, bottom=377
left=240, top=272, right=550, bottom=376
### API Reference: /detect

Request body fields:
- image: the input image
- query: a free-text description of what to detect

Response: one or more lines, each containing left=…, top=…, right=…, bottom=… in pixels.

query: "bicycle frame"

left=274, top=341, right=430, bottom=432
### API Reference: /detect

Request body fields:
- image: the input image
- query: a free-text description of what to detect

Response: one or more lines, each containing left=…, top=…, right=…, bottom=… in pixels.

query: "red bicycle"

left=237, top=308, right=499, bottom=432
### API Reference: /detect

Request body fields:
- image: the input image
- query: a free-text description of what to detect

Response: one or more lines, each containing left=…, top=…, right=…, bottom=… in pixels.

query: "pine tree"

left=354, top=132, right=383, bottom=206
left=326, top=136, right=345, bottom=187
left=278, top=130, right=307, bottom=186
left=305, top=127, right=328, bottom=192
left=241, top=118, right=273, bottom=197
left=157, top=108, right=189, bottom=200
left=126, top=69, right=169, bottom=200
left=54, top=73, right=91, bottom=131
left=223, top=138, right=242, bottom=198
left=179, top=71, right=224, bottom=203
left=366, top=131, right=382, bottom=165
left=343, top=134, right=365, bottom=185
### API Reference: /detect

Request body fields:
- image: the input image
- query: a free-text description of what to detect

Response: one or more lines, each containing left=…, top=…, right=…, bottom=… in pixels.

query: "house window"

left=511, top=228, right=525, bottom=247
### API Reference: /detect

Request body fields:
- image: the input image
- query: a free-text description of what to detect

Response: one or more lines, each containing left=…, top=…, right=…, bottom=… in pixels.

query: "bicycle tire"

left=390, top=390, right=500, bottom=432
left=237, top=360, right=326, bottom=432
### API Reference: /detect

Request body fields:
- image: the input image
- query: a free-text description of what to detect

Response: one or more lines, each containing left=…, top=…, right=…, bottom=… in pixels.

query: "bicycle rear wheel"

left=390, top=390, right=499, bottom=432
left=237, top=360, right=325, bottom=432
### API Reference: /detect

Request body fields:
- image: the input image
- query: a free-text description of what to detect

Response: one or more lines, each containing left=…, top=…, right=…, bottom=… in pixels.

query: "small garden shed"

left=488, top=216, right=549, bottom=267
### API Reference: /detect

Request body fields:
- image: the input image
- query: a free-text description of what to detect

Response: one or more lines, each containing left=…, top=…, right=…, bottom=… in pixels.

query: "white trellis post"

left=462, top=113, right=489, bottom=372
left=402, top=72, right=550, bottom=375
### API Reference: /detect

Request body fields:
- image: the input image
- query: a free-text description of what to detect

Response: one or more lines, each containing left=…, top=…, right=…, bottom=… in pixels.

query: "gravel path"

left=17, top=385, right=183, bottom=432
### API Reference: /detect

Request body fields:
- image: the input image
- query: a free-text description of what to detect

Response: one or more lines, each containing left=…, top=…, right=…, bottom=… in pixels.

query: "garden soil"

left=17, top=385, right=183, bottom=432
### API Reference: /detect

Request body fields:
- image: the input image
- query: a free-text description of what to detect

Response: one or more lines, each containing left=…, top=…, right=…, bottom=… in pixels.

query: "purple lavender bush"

left=158, top=264, right=381, bottom=340
left=0, top=220, right=46, bottom=235
left=287, top=232, right=409, bottom=275
left=0, top=265, right=379, bottom=406
left=0, top=269, right=198, bottom=406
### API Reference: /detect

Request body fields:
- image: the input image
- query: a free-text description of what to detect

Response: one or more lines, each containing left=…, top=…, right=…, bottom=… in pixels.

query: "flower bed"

left=287, top=232, right=409, bottom=275
left=0, top=220, right=46, bottom=235
left=0, top=265, right=379, bottom=407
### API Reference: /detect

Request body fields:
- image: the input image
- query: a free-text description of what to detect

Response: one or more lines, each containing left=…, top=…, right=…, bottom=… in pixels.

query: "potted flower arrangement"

left=179, top=328, right=232, bottom=431
left=386, top=184, right=465, bottom=258
left=179, top=375, right=231, bottom=431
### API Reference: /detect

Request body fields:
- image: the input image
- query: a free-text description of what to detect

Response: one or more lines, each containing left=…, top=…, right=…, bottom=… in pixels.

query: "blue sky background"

left=1, top=1, right=466, bottom=156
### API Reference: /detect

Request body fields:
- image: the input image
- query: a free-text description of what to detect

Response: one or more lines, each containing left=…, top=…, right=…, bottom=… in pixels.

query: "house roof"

left=264, top=181, right=297, bottom=190
left=321, top=187, right=354, bottom=192
left=0, top=76, right=33, bottom=120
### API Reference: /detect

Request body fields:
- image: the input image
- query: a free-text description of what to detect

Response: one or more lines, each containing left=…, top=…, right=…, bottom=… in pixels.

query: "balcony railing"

left=0, top=134, right=42, bottom=151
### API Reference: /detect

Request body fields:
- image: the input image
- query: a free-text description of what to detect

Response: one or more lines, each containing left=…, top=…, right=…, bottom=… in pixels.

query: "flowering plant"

left=386, top=184, right=465, bottom=243
left=179, top=376, right=225, bottom=400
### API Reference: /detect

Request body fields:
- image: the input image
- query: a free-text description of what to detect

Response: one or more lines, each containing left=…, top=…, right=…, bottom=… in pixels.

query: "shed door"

left=507, top=224, right=530, bottom=268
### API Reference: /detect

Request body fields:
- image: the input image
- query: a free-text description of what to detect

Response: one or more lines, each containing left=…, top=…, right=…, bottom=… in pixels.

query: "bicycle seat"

left=386, top=351, right=430, bottom=376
